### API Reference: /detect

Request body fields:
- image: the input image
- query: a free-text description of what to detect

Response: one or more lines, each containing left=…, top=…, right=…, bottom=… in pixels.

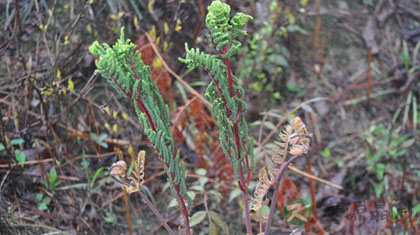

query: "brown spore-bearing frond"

left=251, top=167, right=274, bottom=212
left=110, top=150, right=146, bottom=194
left=291, top=117, right=307, bottom=134
left=289, top=117, right=312, bottom=156
left=110, top=161, right=128, bottom=177
left=272, top=117, right=312, bottom=160
left=272, top=124, right=293, bottom=164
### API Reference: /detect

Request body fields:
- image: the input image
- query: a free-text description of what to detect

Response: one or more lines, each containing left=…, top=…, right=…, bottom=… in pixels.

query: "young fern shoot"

left=89, top=28, right=191, bottom=234
left=180, top=0, right=254, bottom=233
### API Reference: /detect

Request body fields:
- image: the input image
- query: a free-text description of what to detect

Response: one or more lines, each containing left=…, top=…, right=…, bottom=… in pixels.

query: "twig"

left=260, top=97, right=328, bottom=147
left=0, top=158, right=54, bottom=168
left=144, top=33, right=212, bottom=107
left=264, top=154, right=303, bottom=234
left=312, top=0, right=321, bottom=60
left=367, top=48, right=372, bottom=103
left=0, top=170, right=79, bottom=181
left=307, top=155, right=317, bottom=218
left=136, top=190, right=175, bottom=235
left=118, top=150, right=133, bottom=235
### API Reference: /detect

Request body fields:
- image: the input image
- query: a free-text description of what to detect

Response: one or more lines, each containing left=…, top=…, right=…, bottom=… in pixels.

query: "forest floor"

left=1, top=0, right=419, bottom=234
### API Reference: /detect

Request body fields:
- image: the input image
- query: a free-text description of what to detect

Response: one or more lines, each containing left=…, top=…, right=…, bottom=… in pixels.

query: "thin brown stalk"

left=264, top=154, right=302, bottom=234
left=118, top=151, right=133, bottom=235
left=312, top=0, right=321, bottom=60
left=367, top=48, right=372, bottom=103
left=307, top=154, right=317, bottom=217
left=136, top=191, right=175, bottom=235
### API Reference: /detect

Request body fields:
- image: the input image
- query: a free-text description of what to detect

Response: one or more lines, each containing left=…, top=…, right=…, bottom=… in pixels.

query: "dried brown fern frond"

left=251, top=167, right=274, bottom=212
left=272, top=125, right=293, bottom=164
left=272, top=117, right=312, bottom=161
left=288, top=117, right=311, bottom=156
left=109, top=150, right=146, bottom=194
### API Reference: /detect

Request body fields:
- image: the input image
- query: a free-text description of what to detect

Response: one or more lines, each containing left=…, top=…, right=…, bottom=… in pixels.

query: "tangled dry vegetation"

left=1, top=0, right=419, bottom=234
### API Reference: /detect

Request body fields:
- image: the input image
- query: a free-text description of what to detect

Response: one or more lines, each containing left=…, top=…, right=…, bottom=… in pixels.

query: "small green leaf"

left=100, top=142, right=108, bottom=148
left=190, top=185, right=204, bottom=191
left=99, top=133, right=108, bottom=142
left=412, top=204, right=420, bottom=218
left=321, top=148, right=331, bottom=158
left=90, top=167, right=104, bottom=186
left=195, top=168, right=207, bottom=176
left=402, top=41, right=410, bottom=72
left=104, top=211, right=117, bottom=223
left=90, top=133, right=98, bottom=142
left=35, top=193, right=43, bottom=201
left=168, top=198, right=178, bottom=208
left=38, top=196, right=51, bottom=211
left=392, top=206, right=399, bottom=220
left=209, top=211, right=229, bottom=235
left=186, top=191, right=196, bottom=201
left=11, top=139, right=24, bottom=145
left=374, top=181, right=385, bottom=198
left=38, top=201, right=48, bottom=211
left=15, top=150, right=26, bottom=164
left=363, top=0, right=374, bottom=6
left=190, top=211, right=206, bottom=227
left=0, top=144, right=4, bottom=151
left=287, top=25, right=309, bottom=34
left=208, top=190, right=223, bottom=203
left=268, top=54, right=288, bottom=67
left=376, top=163, right=385, bottom=180
left=91, top=133, right=108, bottom=148
left=229, top=188, right=242, bottom=202
left=49, top=168, right=57, bottom=186
left=198, top=177, right=208, bottom=186
left=81, top=157, right=89, bottom=169
left=42, top=196, right=51, bottom=204
left=209, top=221, right=218, bottom=235
left=286, top=84, right=301, bottom=93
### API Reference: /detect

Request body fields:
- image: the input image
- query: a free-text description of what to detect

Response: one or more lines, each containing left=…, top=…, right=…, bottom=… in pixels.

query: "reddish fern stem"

left=135, top=86, right=156, bottom=132
left=221, top=45, right=252, bottom=234
left=224, top=57, right=235, bottom=97
left=106, top=72, right=132, bottom=98
left=202, top=64, right=230, bottom=116
left=135, top=87, right=191, bottom=235
left=121, top=61, right=192, bottom=235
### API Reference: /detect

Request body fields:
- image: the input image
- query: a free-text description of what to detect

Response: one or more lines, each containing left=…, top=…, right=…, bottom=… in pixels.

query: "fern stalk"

left=224, top=54, right=253, bottom=233
left=264, top=118, right=312, bottom=234
left=180, top=1, right=254, bottom=233
left=89, top=28, right=191, bottom=234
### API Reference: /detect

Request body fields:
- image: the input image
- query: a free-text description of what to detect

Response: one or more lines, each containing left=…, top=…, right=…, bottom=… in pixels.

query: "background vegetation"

left=1, top=0, right=419, bottom=234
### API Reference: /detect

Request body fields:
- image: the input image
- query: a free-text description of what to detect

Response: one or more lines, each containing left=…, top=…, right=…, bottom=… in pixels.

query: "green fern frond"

left=205, top=0, right=252, bottom=57
left=180, top=1, right=254, bottom=183
left=89, top=28, right=191, bottom=210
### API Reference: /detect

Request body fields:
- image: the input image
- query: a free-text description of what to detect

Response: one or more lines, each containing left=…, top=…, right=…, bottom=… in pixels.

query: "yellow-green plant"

left=179, top=0, right=255, bottom=233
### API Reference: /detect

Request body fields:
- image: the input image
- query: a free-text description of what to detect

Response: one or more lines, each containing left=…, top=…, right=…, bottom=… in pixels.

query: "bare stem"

left=137, top=190, right=175, bottom=235
left=264, top=154, right=303, bottom=234
left=242, top=185, right=252, bottom=234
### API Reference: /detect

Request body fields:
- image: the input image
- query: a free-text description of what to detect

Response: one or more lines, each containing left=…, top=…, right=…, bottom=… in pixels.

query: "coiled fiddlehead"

left=205, top=0, right=252, bottom=57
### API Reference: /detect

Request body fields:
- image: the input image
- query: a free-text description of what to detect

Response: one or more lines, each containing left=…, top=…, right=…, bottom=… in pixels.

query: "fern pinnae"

left=90, top=27, right=192, bottom=233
